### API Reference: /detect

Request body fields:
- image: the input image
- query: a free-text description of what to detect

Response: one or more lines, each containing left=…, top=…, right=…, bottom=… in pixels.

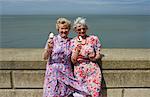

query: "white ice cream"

left=49, top=32, right=54, bottom=39
left=77, top=36, right=82, bottom=42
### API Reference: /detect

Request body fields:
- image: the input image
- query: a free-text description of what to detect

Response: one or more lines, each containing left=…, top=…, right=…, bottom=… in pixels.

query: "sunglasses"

left=77, top=28, right=86, bottom=31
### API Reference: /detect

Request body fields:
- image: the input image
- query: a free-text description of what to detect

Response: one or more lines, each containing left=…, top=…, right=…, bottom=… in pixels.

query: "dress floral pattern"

left=71, top=35, right=102, bottom=97
left=43, top=34, right=88, bottom=97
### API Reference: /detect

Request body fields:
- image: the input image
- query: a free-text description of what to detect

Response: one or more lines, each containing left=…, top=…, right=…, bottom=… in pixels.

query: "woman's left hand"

left=88, top=52, right=96, bottom=60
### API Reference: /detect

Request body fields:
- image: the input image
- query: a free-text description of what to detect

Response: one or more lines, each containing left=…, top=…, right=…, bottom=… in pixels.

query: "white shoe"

left=73, top=92, right=84, bottom=97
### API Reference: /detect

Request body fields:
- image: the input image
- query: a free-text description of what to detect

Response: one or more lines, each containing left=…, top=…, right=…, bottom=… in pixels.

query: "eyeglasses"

left=78, top=31, right=86, bottom=34
left=77, top=28, right=86, bottom=31
left=60, top=31, right=68, bottom=34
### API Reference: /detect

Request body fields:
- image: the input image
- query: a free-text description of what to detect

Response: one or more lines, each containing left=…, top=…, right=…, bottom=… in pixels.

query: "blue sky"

left=1, top=0, right=150, bottom=15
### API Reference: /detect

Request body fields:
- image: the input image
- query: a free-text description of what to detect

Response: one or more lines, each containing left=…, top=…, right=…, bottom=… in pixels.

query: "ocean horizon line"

left=1, top=14, right=150, bottom=16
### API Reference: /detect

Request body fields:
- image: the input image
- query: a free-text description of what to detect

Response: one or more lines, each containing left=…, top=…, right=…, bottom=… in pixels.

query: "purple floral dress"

left=43, top=34, right=88, bottom=97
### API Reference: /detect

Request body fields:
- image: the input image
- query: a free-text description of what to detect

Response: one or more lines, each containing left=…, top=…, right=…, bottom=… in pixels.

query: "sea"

left=0, top=14, right=150, bottom=48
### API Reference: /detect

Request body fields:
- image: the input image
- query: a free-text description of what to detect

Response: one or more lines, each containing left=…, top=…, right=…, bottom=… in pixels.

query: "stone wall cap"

left=0, top=48, right=149, bottom=61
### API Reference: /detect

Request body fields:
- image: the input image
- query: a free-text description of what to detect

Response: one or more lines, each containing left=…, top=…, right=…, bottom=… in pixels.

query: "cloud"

left=65, top=0, right=149, bottom=5
left=1, top=0, right=149, bottom=5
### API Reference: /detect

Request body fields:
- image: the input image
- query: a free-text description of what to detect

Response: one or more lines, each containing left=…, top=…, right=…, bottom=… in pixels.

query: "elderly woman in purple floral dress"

left=42, top=18, right=89, bottom=97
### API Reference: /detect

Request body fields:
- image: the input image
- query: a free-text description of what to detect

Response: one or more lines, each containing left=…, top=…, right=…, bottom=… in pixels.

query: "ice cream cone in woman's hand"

left=74, top=36, right=82, bottom=53
left=47, top=32, right=54, bottom=49
left=77, top=36, right=82, bottom=43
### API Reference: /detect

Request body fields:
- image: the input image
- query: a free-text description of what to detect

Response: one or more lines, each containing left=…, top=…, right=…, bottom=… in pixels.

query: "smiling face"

left=56, top=18, right=71, bottom=39
left=75, top=24, right=87, bottom=38
left=58, top=23, right=70, bottom=39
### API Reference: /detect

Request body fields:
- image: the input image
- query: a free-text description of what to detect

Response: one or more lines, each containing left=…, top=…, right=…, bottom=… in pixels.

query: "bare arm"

left=88, top=49, right=101, bottom=61
left=71, top=44, right=81, bottom=64
left=42, top=48, right=52, bottom=60
left=42, top=39, right=53, bottom=60
left=71, top=51, right=79, bottom=64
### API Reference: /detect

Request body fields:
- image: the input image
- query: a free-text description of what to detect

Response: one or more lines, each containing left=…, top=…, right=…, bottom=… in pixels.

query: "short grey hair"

left=73, top=17, right=88, bottom=31
left=56, top=18, right=71, bottom=30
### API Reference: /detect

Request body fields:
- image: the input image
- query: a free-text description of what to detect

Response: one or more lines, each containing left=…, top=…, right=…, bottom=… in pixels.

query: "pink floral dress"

left=43, top=34, right=89, bottom=97
left=71, top=35, right=102, bottom=97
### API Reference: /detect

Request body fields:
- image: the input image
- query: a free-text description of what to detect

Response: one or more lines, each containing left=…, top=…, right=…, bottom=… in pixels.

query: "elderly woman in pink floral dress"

left=42, top=18, right=89, bottom=97
left=71, top=17, right=102, bottom=97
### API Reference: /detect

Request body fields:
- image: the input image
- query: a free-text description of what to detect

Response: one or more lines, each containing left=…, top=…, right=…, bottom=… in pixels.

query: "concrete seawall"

left=0, top=48, right=150, bottom=97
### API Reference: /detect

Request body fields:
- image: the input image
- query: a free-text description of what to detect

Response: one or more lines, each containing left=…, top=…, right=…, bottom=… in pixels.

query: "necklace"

left=81, top=38, right=86, bottom=45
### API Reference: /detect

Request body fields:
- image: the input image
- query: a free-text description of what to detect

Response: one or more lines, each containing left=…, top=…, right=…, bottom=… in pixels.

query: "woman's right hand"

left=75, top=44, right=82, bottom=53
left=71, top=44, right=82, bottom=64
left=47, top=39, right=54, bottom=49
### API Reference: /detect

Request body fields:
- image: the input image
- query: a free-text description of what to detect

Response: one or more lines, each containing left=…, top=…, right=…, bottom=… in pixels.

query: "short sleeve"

left=94, top=36, right=102, bottom=51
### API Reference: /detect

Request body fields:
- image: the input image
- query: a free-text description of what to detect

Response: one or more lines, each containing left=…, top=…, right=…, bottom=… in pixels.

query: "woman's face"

left=58, top=24, right=70, bottom=39
left=76, top=25, right=87, bottom=37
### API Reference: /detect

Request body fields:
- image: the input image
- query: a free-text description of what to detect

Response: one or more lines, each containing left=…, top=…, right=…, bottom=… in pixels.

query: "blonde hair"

left=56, top=18, right=71, bottom=30
left=73, top=17, right=88, bottom=31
